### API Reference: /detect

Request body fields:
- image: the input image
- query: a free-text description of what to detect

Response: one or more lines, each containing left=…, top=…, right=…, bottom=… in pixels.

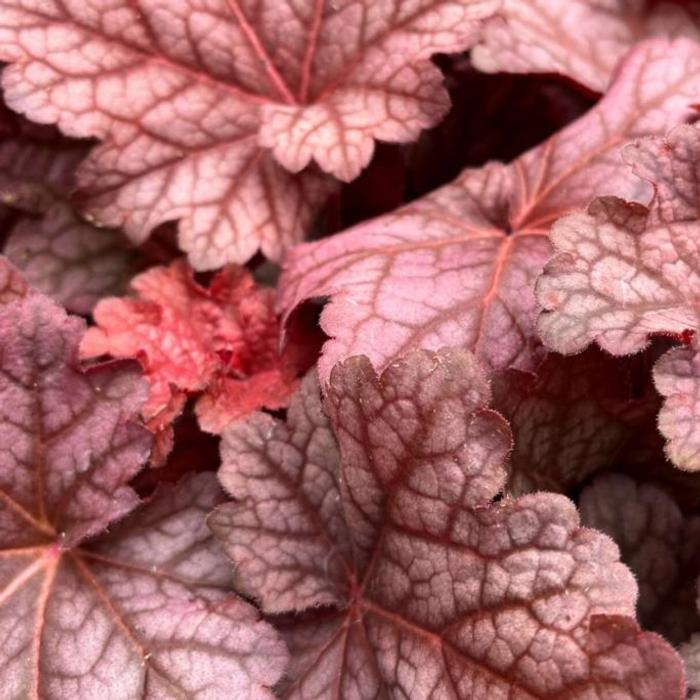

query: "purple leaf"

left=211, top=348, right=684, bottom=698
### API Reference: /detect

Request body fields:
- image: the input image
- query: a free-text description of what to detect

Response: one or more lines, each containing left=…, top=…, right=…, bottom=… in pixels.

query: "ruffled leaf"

left=0, top=291, right=287, bottom=698
left=81, top=259, right=302, bottom=443
left=280, top=39, right=700, bottom=385
left=0, top=0, right=497, bottom=268
left=211, top=348, right=684, bottom=698
left=538, top=123, right=700, bottom=470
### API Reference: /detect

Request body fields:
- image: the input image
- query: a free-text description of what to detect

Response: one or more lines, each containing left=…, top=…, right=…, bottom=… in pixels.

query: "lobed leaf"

left=280, top=39, right=700, bottom=385
left=0, top=0, right=498, bottom=269
left=0, top=290, right=287, bottom=698
left=81, top=258, right=301, bottom=447
left=537, top=123, right=700, bottom=470
left=471, top=0, right=700, bottom=92
left=211, top=348, right=684, bottom=698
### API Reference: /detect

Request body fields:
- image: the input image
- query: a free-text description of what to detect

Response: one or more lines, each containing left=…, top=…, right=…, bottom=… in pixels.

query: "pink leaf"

left=81, top=259, right=301, bottom=442
left=580, top=473, right=700, bottom=644
left=0, top=293, right=287, bottom=697
left=537, top=123, right=700, bottom=470
left=471, top=0, right=700, bottom=92
left=0, top=0, right=498, bottom=269
left=280, top=39, right=700, bottom=385
left=210, top=348, right=684, bottom=698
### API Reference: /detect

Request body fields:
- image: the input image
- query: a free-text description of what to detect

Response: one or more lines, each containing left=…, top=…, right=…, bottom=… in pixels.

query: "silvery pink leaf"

left=280, top=39, right=700, bottom=385
left=0, top=0, right=497, bottom=268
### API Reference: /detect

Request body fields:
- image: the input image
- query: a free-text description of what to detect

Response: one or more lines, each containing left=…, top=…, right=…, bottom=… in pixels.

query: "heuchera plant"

left=2, top=1, right=700, bottom=698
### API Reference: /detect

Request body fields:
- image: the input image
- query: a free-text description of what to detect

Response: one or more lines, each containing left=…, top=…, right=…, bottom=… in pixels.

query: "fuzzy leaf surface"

left=0, top=0, right=497, bottom=269
left=471, top=0, right=700, bottom=92
left=81, top=259, right=300, bottom=439
left=280, top=39, right=700, bottom=384
left=0, top=293, right=286, bottom=698
left=580, top=473, right=700, bottom=644
left=211, top=348, right=684, bottom=698
left=537, top=123, right=700, bottom=470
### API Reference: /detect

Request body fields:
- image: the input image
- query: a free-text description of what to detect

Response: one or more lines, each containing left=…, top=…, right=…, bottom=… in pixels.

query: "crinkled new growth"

left=471, top=0, right=700, bottom=92
left=210, top=348, right=684, bottom=698
left=580, top=473, right=700, bottom=644
left=280, top=39, right=700, bottom=384
left=537, top=123, right=700, bottom=471
left=0, top=0, right=497, bottom=269
left=81, top=259, right=299, bottom=441
left=0, top=293, right=286, bottom=698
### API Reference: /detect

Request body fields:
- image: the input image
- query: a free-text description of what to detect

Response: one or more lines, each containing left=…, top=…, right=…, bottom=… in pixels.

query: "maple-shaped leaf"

left=493, top=348, right=653, bottom=495
left=0, top=0, right=497, bottom=270
left=0, top=293, right=287, bottom=697
left=471, top=0, right=700, bottom=92
left=0, top=107, right=143, bottom=314
left=81, top=259, right=302, bottom=445
left=537, top=123, right=700, bottom=471
left=210, top=348, right=685, bottom=698
left=580, top=473, right=700, bottom=644
left=279, top=39, right=700, bottom=384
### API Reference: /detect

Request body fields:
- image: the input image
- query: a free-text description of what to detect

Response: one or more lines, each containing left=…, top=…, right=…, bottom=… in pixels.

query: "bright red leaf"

left=537, top=123, right=700, bottom=471
left=580, top=473, right=700, bottom=644
left=0, top=292, right=287, bottom=697
left=0, top=0, right=497, bottom=270
left=81, top=259, right=301, bottom=445
left=280, top=39, right=700, bottom=385
left=471, top=0, right=700, bottom=92
left=210, top=348, right=684, bottom=698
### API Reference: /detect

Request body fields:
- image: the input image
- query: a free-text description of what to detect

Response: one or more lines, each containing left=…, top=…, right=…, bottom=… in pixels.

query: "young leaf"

left=0, top=292, right=287, bottom=698
left=580, top=473, right=700, bottom=644
left=210, top=348, right=684, bottom=698
left=81, top=259, right=301, bottom=441
left=0, top=0, right=497, bottom=269
left=280, top=39, right=700, bottom=385
left=537, top=123, right=700, bottom=470
left=471, top=0, right=700, bottom=92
